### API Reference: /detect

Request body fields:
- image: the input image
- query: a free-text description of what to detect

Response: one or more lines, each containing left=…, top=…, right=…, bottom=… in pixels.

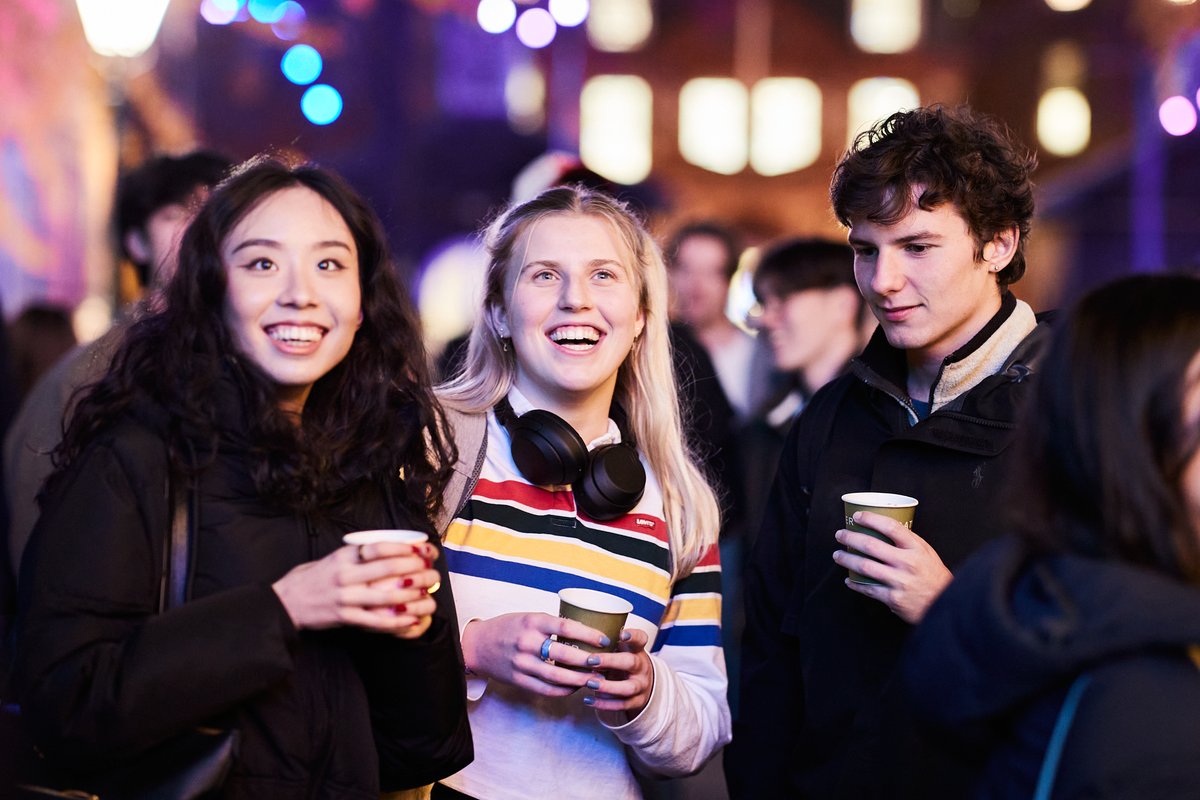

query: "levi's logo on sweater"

left=634, top=516, right=657, bottom=529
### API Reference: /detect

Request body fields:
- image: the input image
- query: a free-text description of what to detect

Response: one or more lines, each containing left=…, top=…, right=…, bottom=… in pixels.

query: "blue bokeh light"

left=281, top=44, right=322, bottom=85
left=301, top=84, right=343, bottom=125
left=248, top=0, right=287, bottom=23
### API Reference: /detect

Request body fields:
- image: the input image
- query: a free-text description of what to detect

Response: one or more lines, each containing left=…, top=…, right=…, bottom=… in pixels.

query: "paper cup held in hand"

left=840, top=492, right=918, bottom=585
left=557, top=588, right=632, bottom=660
left=343, top=529, right=429, bottom=551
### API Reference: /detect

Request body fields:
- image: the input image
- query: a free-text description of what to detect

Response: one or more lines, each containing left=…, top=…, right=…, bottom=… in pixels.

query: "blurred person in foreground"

left=903, top=273, right=1200, bottom=799
left=728, top=105, right=1053, bottom=798
left=431, top=184, right=730, bottom=799
left=11, top=156, right=472, bottom=795
left=3, top=150, right=230, bottom=576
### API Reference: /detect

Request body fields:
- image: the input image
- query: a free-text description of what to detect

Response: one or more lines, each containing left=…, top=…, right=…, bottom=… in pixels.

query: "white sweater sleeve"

left=599, top=549, right=731, bottom=777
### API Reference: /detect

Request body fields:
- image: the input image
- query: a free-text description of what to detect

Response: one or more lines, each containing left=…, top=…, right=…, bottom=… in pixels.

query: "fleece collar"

left=853, top=292, right=1039, bottom=422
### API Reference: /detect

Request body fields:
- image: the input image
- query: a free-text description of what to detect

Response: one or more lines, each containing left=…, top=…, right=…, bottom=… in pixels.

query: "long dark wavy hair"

left=830, top=104, right=1037, bottom=289
left=57, top=155, right=456, bottom=518
left=1013, top=273, right=1200, bottom=582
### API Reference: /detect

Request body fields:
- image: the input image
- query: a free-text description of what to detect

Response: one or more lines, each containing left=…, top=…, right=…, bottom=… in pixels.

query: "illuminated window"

left=850, top=0, right=921, bottom=54
left=506, top=62, right=545, bottom=134
left=580, top=75, right=653, bottom=184
left=847, top=78, right=919, bottom=145
left=587, top=0, right=653, bottom=52
left=1037, top=87, right=1090, bottom=156
left=679, top=78, right=749, bottom=175
left=750, top=78, right=822, bottom=176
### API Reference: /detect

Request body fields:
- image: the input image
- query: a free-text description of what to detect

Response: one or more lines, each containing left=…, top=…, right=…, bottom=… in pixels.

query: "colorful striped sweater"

left=439, top=401, right=730, bottom=800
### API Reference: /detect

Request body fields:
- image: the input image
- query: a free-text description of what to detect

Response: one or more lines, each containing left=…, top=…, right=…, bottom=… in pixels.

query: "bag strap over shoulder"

left=158, top=474, right=194, bottom=614
left=1034, top=673, right=1093, bottom=800
left=434, top=409, right=488, bottom=538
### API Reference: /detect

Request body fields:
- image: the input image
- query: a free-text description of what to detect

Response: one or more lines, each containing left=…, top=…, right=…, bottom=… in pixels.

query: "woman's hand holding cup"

left=272, top=529, right=439, bottom=634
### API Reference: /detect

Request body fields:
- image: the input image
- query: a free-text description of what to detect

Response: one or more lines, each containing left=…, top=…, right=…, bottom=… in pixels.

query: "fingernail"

left=834, top=530, right=843, bottom=543
left=586, top=679, right=600, bottom=690
left=852, top=511, right=862, bottom=523
left=423, top=558, right=434, bottom=569
left=394, top=604, right=407, bottom=614
left=583, top=695, right=595, bottom=706
left=598, top=635, right=611, bottom=648
left=620, top=630, right=632, bottom=641
left=419, top=587, right=429, bottom=597
left=587, top=655, right=601, bottom=666
left=402, top=577, right=414, bottom=588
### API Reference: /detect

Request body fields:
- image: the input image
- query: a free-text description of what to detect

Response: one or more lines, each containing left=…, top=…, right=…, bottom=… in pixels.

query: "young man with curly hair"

left=727, top=105, right=1052, bottom=798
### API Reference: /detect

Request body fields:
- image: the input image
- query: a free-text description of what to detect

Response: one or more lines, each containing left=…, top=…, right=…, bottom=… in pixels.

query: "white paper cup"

left=343, top=529, right=429, bottom=547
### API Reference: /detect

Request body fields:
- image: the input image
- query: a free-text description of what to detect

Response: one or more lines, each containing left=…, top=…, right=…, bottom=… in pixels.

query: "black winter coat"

left=727, top=294, right=1051, bottom=799
left=902, top=536, right=1200, bottom=799
left=13, top=394, right=472, bottom=799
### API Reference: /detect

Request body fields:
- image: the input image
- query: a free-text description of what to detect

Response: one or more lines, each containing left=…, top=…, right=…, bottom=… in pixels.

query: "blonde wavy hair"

left=437, top=185, right=720, bottom=579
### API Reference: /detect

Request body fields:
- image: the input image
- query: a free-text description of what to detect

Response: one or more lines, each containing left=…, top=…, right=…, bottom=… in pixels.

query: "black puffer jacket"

left=729, top=293, right=1052, bottom=799
left=14, top=390, right=472, bottom=799
left=903, top=536, right=1200, bottom=799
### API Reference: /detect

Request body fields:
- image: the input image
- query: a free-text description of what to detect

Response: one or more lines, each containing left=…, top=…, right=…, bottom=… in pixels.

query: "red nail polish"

left=402, top=577, right=414, bottom=588
left=394, top=604, right=407, bottom=614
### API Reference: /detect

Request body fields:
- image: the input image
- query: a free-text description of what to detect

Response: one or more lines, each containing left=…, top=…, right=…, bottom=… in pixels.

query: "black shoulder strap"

left=159, top=474, right=193, bottom=613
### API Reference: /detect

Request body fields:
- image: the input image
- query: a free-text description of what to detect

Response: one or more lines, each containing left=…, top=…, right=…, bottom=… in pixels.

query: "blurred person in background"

left=751, top=237, right=870, bottom=426
left=6, top=304, right=77, bottom=400
left=431, top=184, right=730, bottom=799
left=903, top=273, right=1200, bottom=799
left=666, top=222, right=758, bottom=421
left=3, top=150, right=230, bottom=578
left=11, top=156, right=472, bottom=795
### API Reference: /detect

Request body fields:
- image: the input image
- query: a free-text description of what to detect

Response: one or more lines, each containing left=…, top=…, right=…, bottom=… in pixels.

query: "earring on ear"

left=502, top=338, right=511, bottom=353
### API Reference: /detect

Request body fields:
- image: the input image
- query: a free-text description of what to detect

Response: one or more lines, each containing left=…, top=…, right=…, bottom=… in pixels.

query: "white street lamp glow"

left=549, top=0, right=589, bottom=27
left=477, top=0, right=517, bottom=34
left=516, top=8, right=557, bottom=48
left=75, top=0, right=172, bottom=58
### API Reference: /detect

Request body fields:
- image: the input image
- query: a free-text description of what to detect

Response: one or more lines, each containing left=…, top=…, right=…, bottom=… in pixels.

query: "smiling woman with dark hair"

left=12, top=156, right=472, bottom=796
left=902, top=273, right=1200, bottom=799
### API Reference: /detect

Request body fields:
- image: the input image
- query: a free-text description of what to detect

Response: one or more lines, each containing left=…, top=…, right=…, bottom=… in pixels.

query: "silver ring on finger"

left=539, top=636, right=553, bottom=662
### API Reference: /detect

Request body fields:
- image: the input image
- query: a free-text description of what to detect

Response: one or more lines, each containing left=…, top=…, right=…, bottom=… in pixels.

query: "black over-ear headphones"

left=494, top=395, right=646, bottom=521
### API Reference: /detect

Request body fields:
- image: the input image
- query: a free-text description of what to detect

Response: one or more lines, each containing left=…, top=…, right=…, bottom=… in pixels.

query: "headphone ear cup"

left=575, top=444, right=647, bottom=521
left=508, top=410, right=589, bottom=486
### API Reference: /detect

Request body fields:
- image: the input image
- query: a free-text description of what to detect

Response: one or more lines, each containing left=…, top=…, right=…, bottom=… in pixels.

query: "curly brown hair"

left=830, top=104, right=1037, bottom=288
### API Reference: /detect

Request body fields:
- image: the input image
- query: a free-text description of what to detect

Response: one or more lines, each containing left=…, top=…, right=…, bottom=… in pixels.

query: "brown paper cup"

left=556, top=588, right=632, bottom=667
left=841, top=492, right=918, bottom=585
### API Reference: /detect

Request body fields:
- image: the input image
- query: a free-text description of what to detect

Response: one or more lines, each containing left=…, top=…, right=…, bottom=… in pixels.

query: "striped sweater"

left=439, top=401, right=730, bottom=800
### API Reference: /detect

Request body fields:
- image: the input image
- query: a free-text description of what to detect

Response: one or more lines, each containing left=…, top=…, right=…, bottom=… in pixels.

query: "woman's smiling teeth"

left=548, top=325, right=601, bottom=351
left=267, top=324, right=324, bottom=344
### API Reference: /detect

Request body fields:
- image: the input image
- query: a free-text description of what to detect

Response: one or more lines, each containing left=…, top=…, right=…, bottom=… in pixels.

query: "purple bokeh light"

left=1159, top=95, right=1198, bottom=136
